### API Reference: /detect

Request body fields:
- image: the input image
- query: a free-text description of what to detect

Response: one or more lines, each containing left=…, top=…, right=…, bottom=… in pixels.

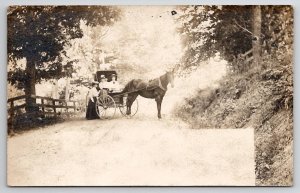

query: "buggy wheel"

left=119, top=98, right=138, bottom=117
left=95, top=95, right=116, bottom=119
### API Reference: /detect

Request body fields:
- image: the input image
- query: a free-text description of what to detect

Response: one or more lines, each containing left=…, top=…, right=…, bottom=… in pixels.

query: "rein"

left=112, top=87, right=147, bottom=97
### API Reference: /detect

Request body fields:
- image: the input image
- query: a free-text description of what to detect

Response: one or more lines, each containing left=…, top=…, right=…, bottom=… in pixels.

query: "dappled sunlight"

left=101, top=6, right=183, bottom=78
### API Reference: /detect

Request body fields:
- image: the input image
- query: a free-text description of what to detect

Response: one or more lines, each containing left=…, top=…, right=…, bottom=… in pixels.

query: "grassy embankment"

left=175, top=59, right=293, bottom=186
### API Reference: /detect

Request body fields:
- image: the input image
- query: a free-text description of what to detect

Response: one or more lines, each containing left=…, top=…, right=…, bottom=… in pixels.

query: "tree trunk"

left=52, top=79, right=58, bottom=99
left=252, top=5, right=262, bottom=68
left=65, top=78, right=70, bottom=101
left=24, top=58, right=36, bottom=112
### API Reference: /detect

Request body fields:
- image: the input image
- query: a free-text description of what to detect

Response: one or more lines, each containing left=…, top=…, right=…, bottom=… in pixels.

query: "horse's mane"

left=122, top=79, right=135, bottom=93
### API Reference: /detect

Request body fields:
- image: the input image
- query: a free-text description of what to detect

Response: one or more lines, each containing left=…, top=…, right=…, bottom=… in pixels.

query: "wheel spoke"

left=95, top=95, right=116, bottom=119
left=97, top=99, right=104, bottom=106
left=119, top=98, right=138, bottom=117
left=107, top=99, right=113, bottom=107
left=97, top=107, right=105, bottom=113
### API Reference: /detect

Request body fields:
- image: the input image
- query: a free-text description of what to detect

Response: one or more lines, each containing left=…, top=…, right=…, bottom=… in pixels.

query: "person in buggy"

left=98, top=75, right=110, bottom=90
left=107, top=73, right=122, bottom=93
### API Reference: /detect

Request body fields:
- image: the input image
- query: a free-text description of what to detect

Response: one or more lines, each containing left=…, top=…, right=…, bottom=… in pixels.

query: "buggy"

left=93, top=70, right=138, bottom=119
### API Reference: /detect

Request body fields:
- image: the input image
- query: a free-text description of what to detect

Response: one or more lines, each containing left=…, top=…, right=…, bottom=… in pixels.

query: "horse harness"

left=146, top=78, right=167, bottom=92
left=112, top=77, right=166, bottom=97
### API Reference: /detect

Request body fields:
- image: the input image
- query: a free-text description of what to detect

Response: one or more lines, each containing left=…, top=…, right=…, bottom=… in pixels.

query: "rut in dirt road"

left=7, top=115, right=255, bottom=186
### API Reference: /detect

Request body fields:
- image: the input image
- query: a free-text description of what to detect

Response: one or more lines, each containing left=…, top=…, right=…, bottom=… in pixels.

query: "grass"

left=174, top=59, right=293, bottom=186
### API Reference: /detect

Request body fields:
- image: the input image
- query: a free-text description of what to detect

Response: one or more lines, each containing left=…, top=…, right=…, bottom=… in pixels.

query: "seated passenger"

left=98, top=75, right=110, bottom=90
left=108, top=74, right=122, bottom=92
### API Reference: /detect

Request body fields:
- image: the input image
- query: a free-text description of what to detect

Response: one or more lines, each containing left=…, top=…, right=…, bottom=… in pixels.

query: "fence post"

left=52, top=99, right=57, bottom=117
left=66, top=101, right=69, bottom=113
left=73, top=101, right=76, bottom=112
left=41, top=99, right=45, bottom=114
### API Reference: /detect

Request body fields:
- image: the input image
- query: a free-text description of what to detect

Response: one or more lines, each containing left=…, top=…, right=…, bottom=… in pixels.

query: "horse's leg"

left=155, top=96, right=163, bottom=119
left=126, top=95, right=131, bottom=115
left=126, top=93, right=138, bottom=115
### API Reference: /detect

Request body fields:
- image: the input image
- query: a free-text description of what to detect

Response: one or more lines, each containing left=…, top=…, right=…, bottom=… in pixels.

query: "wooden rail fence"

left=7, top=95, right=78, bottom=131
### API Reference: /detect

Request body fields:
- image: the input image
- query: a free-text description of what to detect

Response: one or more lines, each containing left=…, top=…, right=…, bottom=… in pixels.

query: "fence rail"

left=7, top=95, right=78, bottom=131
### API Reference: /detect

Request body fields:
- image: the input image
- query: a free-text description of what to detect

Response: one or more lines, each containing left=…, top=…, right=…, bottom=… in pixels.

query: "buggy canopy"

left=95, top=70, right=118, bottom=82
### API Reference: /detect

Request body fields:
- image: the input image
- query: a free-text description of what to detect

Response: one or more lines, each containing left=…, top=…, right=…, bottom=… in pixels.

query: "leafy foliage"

left=177, top=6, right=253, bottom=69
left=176, top=5, right=293, bottom=72
left=7, top=6, right=120, bottom=89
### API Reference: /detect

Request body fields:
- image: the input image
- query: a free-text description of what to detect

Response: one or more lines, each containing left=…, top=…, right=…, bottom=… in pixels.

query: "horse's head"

left=166, top=69, right=175, bottom=88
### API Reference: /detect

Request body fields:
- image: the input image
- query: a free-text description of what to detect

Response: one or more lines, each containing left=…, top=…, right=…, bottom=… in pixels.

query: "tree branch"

left=98, top=26, right=111, bottom=40
left=233, top=19, right=253, bottom=36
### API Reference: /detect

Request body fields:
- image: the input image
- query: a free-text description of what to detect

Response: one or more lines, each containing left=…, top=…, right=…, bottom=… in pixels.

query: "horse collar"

left=159, top=77, right=167, bottom=91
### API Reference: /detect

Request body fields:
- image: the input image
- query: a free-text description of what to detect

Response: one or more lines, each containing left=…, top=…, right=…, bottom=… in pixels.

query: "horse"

left=122, top=70, right=174, bottom=119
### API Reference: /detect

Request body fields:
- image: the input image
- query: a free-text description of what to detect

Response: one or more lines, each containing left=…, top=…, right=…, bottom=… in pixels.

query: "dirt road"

left=7, top=109, right=255, bottom=186
left=7, top=62, right=255, bottom=186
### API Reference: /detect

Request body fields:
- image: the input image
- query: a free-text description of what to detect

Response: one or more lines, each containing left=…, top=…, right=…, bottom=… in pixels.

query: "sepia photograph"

left=7, top=5, right=293, bottom=186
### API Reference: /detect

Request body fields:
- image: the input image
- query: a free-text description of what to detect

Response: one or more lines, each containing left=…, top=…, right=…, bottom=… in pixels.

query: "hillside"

left=174, top=61, right=293, bottom=186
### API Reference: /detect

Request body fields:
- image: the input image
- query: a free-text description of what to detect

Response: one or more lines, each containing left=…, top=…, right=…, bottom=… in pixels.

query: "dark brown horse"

left=122, top=70, right=174, bottom=119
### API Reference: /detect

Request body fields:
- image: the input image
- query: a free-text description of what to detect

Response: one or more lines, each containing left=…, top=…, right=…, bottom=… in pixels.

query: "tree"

left=176, top=5, right=293, bottom=73
left=252, top=5, right=262, bottom=68
left=7, top=6, right=120, bottom=111
left=177, top=5, right=253, bottom=71
left=63, top=24, right=111, bottom=81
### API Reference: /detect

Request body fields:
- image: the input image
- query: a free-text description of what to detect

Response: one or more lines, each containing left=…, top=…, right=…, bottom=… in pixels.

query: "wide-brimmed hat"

left=92, top=81, right=99, bottom=85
